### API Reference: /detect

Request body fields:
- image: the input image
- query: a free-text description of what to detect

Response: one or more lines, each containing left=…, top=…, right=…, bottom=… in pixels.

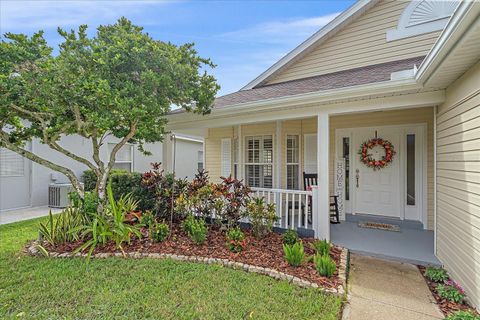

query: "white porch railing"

left=251, top=187, right=315, bottom=232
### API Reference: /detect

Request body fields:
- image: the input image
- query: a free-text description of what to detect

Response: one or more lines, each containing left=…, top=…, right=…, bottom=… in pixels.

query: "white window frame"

left=244, top=135, right=274, bottom=188
left=108, top=143, right=134, bottom=172
left=285, top=134, right=300, bottom=190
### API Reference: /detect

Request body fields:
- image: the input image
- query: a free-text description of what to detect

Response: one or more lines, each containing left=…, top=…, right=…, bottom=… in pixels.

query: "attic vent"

left=387, top=0, right=460, bottom=42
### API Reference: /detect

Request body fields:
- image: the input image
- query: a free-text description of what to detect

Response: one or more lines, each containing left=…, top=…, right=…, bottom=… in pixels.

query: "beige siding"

left=436, top=60, right=480, bottom=309
left=267, top=0, right=441, bottom=84
left=205, top=107, right=434, bottom=229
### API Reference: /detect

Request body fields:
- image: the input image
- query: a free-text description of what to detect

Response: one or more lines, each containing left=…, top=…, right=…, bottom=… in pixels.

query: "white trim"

left=174, top=134, right=204, bottom=143
left=433, top=105, right=437, bottom=254
left=416, top=0, right=478, bottom=85
left=167, top=83, right=445, bottom=131
left=242, top=0, right=378, bottom=89
left=386, top=0, right=459, bottom=42
left=336, top=123, right=427, bottom=225
left=276, top=121, right=282, bottom=189
left=334, top=129, right=353, bottom=214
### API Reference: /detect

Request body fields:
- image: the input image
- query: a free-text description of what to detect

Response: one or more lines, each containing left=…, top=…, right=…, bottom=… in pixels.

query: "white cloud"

left=0, top=0, right=171, bottom=32
left=217, top=13, right=339, bottom=45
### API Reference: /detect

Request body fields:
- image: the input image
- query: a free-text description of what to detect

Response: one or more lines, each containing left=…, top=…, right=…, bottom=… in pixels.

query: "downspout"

left=433, top=105, right=438, bottom=257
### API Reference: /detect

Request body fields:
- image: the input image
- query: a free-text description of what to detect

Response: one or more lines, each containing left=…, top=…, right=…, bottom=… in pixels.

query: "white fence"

left=251, top=187, right=316, bottom=233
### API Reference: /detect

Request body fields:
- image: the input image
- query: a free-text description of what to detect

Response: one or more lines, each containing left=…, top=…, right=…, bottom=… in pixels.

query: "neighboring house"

left=0, top=134, right=203, bottom=212
left=166, top=0, right=480, bottom=308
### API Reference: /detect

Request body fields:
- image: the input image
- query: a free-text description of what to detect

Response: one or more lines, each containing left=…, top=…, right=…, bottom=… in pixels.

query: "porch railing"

left=251, top=187, right=315, bottom=232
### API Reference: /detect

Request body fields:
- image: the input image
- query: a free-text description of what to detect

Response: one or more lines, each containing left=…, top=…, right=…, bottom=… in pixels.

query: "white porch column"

left=316, top=113, right=330, bottom=241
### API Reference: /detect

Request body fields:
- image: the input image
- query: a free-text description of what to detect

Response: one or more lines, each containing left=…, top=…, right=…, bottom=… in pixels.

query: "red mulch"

left=418, top=265, right=479, bottom=317
left=47, top=225, right=342, bottom=289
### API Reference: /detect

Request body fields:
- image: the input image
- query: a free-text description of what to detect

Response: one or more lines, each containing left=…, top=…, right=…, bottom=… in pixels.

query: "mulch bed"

left=46, top=225, right=342, bottom=289
left=418, top=265, right=479, bottom=317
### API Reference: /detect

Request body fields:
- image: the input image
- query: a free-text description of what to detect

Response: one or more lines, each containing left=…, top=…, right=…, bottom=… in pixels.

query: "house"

left=0, top=134, right=203, bottom=212
left=165, top=0, right=480, bottom=308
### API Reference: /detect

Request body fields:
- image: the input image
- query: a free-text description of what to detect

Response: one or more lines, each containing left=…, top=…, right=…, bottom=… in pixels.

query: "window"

left=233, top=138, right=239, bottom=179
left=0, top=148, right=24, bottom=177
left=406, top=134, right=415, bottom=206
left=109, top=143, right=133, bottom=172
left=245, top=135, right=273, bottom=188
left=286, top=135, right=299, bottom=190
left=342, top=137, right=350, bottom=201
left=197, top=151, right=204, bottom=171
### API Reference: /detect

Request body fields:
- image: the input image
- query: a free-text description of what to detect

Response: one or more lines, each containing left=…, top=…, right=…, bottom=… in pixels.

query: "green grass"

left=0, top=217, right=342, bottom=319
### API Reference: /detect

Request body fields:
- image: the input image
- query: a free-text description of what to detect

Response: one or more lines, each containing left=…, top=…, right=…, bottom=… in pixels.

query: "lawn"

left=0, top=217, right=343, bottom=319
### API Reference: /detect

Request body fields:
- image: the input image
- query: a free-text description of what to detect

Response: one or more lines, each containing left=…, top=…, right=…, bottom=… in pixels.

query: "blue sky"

left=0, top=0, right=355, bottom=96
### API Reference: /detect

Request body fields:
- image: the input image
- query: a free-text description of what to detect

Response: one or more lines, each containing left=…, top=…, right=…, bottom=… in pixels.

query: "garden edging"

left=26, top=241, right=349, bottom=296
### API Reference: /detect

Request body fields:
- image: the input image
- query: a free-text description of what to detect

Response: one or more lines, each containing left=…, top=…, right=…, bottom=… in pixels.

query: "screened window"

left=245, top=136, right=273, bottom=188
left=0, top=148, right=24, bottom=177
left=286, top=135, right=299, bottom=190
left=406, top=134, right=415, bottom=206
left=109, top=143, right=133, bottom=172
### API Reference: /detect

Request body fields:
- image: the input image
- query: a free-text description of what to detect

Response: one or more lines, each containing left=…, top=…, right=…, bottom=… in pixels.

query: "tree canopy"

left=0, top=17, right=219, bottom=199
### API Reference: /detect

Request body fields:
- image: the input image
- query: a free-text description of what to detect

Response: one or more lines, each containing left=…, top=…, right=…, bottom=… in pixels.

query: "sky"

left=0, top=0, right=355, bottom=96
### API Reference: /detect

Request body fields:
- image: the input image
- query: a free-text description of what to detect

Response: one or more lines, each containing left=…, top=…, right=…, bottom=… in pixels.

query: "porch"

left=167, top=103, right=438, bottom=265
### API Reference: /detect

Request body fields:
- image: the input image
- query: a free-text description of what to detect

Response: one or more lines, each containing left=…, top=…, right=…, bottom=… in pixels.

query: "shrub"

left=141, top=211, right=156, bottom=229
left=314, top=254, right=336, bottom=277
left=246, top=197, right=278, bottom=239
left=437, top=280, right=465, bottom=303
left=82, top=169, right=127, bottom=192
left=217, top=175, right=251, bottom=228
left=226, top=227, right=246, bottom=253
left=283, top=241, right=306, bottom=267
left=150, top=222, right=169, bottom=243
left=282, top=229, right=299, bottom=246
left=311, top=239, right=331, bottom=257
left=143, top=163, right=189, bottom=220
left=425, top=266, right=449, bottom=283
left=182, top=215, right=208, bottom=245
left=73, top=182, right=142, bottom=257
left=446, top=311, right=480, bottom=320
left=39, top=208, right=89, bottom=246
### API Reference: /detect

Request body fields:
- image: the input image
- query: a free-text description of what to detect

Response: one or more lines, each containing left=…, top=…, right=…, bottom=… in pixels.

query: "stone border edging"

left=27, top=241, right=349, bottom=296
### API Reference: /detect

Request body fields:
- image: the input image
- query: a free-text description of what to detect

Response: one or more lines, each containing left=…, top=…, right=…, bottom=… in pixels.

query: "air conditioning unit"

left=48, top=183, right=77, bottom=208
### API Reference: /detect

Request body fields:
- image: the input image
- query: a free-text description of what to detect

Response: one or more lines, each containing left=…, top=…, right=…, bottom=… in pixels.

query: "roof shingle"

left=213, top=56, right=425, bottom=109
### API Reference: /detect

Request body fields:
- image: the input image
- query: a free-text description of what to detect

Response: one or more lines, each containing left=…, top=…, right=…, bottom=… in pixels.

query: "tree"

left=0, top=18, right=219, bottom=201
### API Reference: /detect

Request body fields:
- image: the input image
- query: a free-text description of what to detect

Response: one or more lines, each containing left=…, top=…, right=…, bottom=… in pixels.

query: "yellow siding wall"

left=205, top=107, right=434, bottom=228
left=436, top=60, right=480, bottom=308
left=267, top=0, right=441, bottom=84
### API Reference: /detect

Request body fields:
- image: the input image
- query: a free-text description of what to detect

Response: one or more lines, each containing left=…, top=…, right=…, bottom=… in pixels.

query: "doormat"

left=358, top=221, right=400, bottom=232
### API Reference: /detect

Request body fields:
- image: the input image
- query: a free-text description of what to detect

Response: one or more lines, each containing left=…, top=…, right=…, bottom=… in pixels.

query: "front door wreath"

left=358, top=138, right=396, bottom=170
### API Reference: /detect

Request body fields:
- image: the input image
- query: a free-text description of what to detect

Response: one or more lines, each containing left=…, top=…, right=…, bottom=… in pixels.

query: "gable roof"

left=215, top=56, right=424, bottom=109
left=241, top=0, right=379, bottom=90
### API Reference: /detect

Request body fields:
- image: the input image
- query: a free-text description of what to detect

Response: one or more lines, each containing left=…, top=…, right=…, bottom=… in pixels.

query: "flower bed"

left=29, top=225, right=348, bottom=295
left=418, top=265, right=479, bottom=317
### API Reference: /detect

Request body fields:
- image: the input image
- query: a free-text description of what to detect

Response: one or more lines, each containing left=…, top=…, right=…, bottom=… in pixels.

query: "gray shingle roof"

left=213, top=56, right=425, bottom=109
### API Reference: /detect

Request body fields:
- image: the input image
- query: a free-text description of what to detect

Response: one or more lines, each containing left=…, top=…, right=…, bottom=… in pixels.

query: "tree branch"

left=0, top=131, right=84, bottom=196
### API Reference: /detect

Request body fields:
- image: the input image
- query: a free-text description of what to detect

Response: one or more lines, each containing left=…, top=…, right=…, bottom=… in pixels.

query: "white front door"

left=353, top=127, right=401, bottom=218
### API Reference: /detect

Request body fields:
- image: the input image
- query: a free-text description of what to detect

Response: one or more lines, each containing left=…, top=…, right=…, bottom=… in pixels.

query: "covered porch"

left=166, top=88, right=442, bottom=264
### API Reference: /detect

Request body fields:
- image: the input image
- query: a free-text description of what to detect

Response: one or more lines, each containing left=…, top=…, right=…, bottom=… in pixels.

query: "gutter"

left=168, top=78, right=422, bottom=122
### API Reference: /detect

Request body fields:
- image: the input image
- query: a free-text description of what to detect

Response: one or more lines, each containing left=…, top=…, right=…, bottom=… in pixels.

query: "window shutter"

left=221, top=138, right=232, bottom=177
left=0, top=148, right=24, bottom=176
left=304, top=134, right=317, bottom=174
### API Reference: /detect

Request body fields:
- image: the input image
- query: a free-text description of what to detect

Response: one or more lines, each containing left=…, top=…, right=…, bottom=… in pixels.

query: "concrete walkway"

left=343, top=254, right=444, bottom=320
left=0, top=206, right=61, bottom=225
